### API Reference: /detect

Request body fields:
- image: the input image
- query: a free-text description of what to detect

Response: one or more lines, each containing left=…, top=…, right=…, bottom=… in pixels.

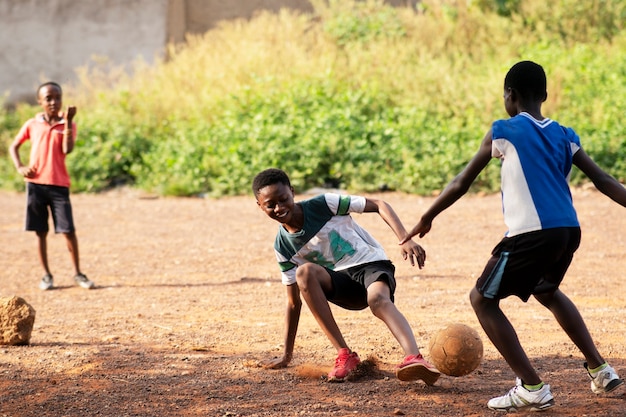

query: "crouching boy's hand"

left=400, top=240, right=426, bottom=268
left=259, top=355, right=290, bottom=369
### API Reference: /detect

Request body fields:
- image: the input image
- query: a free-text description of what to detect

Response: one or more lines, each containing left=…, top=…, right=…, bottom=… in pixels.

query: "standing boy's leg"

left=534, top=289, right=624, bottom=393
left=530, top=228, right=604, bottom=364
left=534, top=289, right=603, bottom=367
left=50, top=187, right=94, bottom=289
left=26, top=183, right=53, bottom=289
left=36, top=230, right=54, bottom=290
left=36, top=230, right=51, bottom=276
left=531, top=228, right=621, bottom=393
left=471, top=287, right=555, bottom=411
left=473, top=228, right=577, bottom=385
left=469, top=287, right=541, bottom=385
left=64, top=231, right=93, bottom=288
left=64, top=231, right=81, bottom=275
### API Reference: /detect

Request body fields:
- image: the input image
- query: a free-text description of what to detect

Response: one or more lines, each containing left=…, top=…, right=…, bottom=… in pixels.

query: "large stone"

left=0, top=296, right=36, bottom=345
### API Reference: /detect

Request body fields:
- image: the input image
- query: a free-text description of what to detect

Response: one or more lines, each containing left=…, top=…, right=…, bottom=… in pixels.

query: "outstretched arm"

left=363, top=197, right=426, bottom=268
left=400, top=129, right=494, bottom=243
left=261, top=283, right=302, bottom=369
left=573, top=148, right=626, bottom=207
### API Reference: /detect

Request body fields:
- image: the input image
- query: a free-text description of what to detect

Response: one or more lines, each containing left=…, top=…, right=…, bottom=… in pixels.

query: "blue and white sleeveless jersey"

left=274, top=193, right=388, bottom=285
left=492, top=112, right=581, bottom=237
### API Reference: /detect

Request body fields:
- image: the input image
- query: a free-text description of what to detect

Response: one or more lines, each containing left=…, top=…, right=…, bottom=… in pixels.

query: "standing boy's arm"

left=261, top=283, right=302, bottom=369
left=573, top=148, right=626, bottom=207
left=63, top=106, right=77, bottom=154
left=9, top=135, right=35, bottom=178
left=363, top=197, right=426, bottom=268
left=400, top=129, right=494, bottom=243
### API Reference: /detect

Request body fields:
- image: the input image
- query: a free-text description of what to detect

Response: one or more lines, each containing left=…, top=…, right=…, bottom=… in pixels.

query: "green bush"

left=1, top=0, right=625, bottom=196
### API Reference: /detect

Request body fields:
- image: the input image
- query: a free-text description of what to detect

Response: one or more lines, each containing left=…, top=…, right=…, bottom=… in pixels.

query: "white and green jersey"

left=274, top=193, right=388, bottom=285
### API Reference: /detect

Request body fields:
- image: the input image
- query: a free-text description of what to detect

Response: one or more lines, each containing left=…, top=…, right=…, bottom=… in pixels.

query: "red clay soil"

left=0, top=187, right=624, bottom=416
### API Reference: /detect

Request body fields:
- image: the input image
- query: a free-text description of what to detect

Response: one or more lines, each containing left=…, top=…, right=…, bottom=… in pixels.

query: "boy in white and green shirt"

left=253, top=168, right=440, bottom=384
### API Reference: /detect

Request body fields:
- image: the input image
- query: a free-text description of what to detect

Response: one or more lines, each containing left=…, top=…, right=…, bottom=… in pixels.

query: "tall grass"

left=1, top=0, right=625, bottom=195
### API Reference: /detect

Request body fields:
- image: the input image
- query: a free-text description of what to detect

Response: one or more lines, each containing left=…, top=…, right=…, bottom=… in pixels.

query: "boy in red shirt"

left=9, top=81, right=94, bottom=290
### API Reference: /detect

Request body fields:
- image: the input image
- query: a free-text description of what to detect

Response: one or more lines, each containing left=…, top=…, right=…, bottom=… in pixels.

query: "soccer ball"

left=428, top=323, right=483, bottom=377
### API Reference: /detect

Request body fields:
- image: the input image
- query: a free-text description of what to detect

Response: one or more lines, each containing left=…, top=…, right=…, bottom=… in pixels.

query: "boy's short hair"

left=252, top=168, right=291, bottom=197
left=37, top=81, right=62, bottom=98
left=504, top=61, right=547, bottom=102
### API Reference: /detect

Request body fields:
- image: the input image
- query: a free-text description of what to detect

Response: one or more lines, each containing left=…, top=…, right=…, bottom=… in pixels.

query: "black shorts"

left=25, top=182, right=75, bottom=233
left=476, top=227, right=581, bottom=302
left=324, top=260, right=396, bottom=311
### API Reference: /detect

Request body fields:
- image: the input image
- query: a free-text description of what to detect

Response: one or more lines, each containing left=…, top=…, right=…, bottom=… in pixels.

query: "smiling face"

left=256, top=182, right=297, bottom=225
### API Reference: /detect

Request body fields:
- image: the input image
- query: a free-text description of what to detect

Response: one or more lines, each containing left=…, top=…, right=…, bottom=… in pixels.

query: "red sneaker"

left=396, top=354, right=440, bottom=385
left=328, top=348, right=361, bottom=382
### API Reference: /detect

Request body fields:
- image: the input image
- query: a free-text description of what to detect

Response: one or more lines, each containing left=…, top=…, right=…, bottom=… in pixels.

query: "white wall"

left=0, top=0, right=417, bottom=105
left=0, top=0, right=168, bottom=104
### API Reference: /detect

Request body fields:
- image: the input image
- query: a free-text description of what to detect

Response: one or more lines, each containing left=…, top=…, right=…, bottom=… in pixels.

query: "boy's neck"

left=519, top=110, right=544, bottom=120
left=43, top=112, right=62, bottom=124
left=516, top=102, right=543, bottom=120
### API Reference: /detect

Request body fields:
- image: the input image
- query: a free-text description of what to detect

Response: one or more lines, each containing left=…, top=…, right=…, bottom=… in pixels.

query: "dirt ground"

left=0, top=187, right=624, bottom=417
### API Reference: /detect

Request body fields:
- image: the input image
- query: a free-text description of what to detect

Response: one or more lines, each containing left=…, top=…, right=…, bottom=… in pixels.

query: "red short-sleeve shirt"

left=15, top=113, right=76, bottom=187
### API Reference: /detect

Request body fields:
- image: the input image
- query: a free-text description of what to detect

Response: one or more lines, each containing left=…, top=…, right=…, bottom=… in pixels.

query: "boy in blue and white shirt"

left=401, top=61, right=625, bottom=411
left=253, top=168, right=440, bottom=384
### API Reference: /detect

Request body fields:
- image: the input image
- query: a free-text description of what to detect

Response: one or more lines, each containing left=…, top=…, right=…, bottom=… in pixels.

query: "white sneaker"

left=39, top=274, right=53, bottom=291
left=487, top=378, right=555, bottom=412
left=585, top=362, right=624, bottom=394
left=74, top=273, right=95, bottom=289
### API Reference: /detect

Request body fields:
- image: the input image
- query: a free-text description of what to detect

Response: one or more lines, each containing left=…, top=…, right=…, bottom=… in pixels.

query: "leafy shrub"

left=313, top=0, right=406, bottom=45
left=1, top=0, right=624, bottom=196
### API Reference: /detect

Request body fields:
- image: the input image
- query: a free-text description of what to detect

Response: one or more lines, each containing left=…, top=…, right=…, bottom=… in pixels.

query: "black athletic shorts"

left=324, top=260, right=396, bottom=311
left=25, top=182, right=75, bottom=233
left=476, top=227, right=581, bottom=302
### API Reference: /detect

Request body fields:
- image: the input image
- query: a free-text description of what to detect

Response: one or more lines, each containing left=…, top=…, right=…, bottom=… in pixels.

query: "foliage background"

left=1, top=0, right=625, bottom=196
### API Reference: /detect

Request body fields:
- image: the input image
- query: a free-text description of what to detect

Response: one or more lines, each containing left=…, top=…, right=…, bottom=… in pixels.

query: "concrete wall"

left=0, top=0, right=418, bottom=105
left=174, top=0, right=314, bottom=42
left=0, top=0, right=169, bottom=104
